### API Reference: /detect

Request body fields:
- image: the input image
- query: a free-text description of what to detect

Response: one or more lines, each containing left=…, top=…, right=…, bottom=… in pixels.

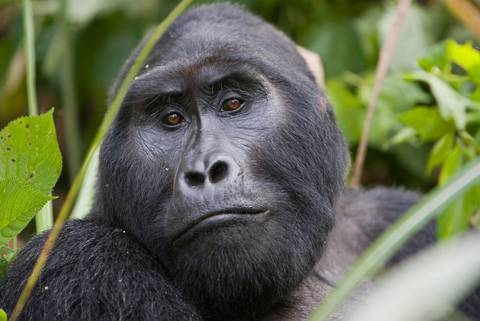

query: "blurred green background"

left=0, top=0, right=479, bottom=220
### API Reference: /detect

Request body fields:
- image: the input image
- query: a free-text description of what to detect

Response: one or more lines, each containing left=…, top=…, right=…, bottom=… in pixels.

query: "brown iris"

left=163, top=112, right=183, bottom=126
left=222, top=98, right=243, bottom=111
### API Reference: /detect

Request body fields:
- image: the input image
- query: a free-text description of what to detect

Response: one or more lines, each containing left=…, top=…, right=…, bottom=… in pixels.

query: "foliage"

left=0, top=110, right=61, bottom=273
left=394, top=40, right=480, bottom=239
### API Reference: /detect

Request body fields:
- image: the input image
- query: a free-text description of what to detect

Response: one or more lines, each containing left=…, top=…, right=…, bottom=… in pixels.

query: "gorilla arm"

left=0, top=220, right=201, bottom=321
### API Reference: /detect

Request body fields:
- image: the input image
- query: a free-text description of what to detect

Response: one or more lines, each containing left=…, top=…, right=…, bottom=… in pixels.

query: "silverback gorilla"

left=1, top=3, right=479, bottom=321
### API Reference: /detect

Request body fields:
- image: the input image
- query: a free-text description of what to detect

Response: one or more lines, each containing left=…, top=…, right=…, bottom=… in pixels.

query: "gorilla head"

left=95, top=3, right=348, bottom=320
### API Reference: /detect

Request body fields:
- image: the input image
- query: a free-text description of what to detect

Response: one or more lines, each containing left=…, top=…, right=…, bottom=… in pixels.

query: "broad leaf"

left=399, top=107, right=453, bottom=142
left=0, top=110, right=62, bottom=243
left=405, top=71, right=474, bottom=130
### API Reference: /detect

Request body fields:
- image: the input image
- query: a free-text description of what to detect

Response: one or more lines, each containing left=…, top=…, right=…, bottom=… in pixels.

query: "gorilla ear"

left=297, top=45, right=329, bottom=113
left=297, top=46, right=325, bottom=89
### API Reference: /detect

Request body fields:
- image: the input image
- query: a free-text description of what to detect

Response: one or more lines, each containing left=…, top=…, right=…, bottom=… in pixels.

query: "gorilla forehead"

left=130, top=4, right=317, bottom=96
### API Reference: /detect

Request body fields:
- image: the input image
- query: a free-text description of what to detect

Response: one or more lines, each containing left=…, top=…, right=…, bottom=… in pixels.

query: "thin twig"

left=351, top=0, right=412, bottom=188
left=445, top=0, right=480, bottom=40
left=8, top=1, right=193, bottom=320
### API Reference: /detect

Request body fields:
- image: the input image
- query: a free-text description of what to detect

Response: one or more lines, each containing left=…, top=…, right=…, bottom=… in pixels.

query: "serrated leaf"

left=399, top=107, right=454, bottom=142
left=427, top=132, right=454, bottom=173
left=446, top=40, right=480, bottom=75
left=0, top=110, right=62, bottom=243
left=0, top=110, right=62, bottom=192
left=0, top=181, right=51, bottom=243
left=405, top=71, right=474, bottom=130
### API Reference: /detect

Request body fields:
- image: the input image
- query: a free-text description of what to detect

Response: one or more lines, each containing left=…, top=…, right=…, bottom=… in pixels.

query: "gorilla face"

left=97, top=4, right=348, bottom=320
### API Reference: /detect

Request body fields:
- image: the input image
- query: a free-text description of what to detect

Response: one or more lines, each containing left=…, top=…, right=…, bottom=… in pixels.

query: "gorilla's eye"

left=221, top=97, right=244, bottom=112
left=163, top=112, right=184, bottom=126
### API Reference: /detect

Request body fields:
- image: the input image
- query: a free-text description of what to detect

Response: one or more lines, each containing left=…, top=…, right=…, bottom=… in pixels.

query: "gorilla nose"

left=180, top=154, right=239, bottom=189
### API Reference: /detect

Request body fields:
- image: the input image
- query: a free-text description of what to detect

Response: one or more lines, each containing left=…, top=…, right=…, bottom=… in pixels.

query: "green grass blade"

left=310, top=157, right=480, bottom=321
left=348, top=234, right=480, bottom=321
left=22, top=0, right=53, bottom=232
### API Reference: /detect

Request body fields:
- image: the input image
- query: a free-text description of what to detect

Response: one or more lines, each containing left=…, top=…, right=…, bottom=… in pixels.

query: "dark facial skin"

left=96, top=5, right=348, bottom=320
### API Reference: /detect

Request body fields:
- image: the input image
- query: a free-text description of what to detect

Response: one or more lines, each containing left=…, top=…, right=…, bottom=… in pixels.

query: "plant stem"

left=445, top=0, right=480, bottom=40
left=310, top=157, right=480, bottom=321
left=22, top=0, right=53, bottom=233
left=351, top=0, right=412, bottom=187
left=59, top=0, right=81, bottom=180
left=9, top=1, right=194, bottom=320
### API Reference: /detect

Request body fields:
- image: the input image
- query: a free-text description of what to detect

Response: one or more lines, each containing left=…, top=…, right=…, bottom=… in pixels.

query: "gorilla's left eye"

left=221, top=97, right=244, bottom=112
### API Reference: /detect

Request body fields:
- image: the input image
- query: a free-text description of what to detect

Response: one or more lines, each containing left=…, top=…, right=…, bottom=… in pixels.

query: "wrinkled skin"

left=0, top=3, right=478, bottom=321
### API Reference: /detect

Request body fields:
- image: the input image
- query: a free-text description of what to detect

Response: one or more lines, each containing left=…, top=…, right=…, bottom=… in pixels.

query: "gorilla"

left=1, top=3, right=478, bottom=321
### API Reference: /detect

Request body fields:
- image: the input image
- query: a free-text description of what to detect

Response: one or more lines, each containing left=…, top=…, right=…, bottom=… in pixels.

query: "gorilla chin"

left=168, top=207, right=326, bottom=320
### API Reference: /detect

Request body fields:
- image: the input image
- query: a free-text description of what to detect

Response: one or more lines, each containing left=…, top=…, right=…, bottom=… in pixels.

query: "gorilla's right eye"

left=162, top=112, right=184, bottom=127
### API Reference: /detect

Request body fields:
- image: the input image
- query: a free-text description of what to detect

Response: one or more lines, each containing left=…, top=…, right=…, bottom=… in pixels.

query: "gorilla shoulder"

left=0, top=220, right=200, bottom=321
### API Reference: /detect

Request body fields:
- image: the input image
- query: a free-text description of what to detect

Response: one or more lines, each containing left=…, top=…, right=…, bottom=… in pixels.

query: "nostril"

left=184, top=172, right=206, bottom=187
left=208, top=161, right=229, bottom=184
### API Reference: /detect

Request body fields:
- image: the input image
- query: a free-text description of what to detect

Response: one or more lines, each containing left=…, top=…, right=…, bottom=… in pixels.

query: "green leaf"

left=0, top=245, right=15, bottom=278
left=0, top=110, right=62, bottom=243
left=405, top=71, right=474, bottom=130
left=419, top=42, right=448, bottom=72
left=384, top=127, right=417, bottom=149
left=446, top=40, right=480, bottom=75
left=439, top=143, right=463, bottom=185
left=399, top=107, right=454, bottom=142
left=306, top=21, right=365, bottom=78
left=472, top=87, right=480, bottom=102
left=437, top=145, right=468, bottom=239
left=464, top=183, right=480, bottom=218
left=426, top=132, right=455, bottom=174
left=0, top=181, right=51, bottom=243
left=437, top=197, right=468, bottom=239
left=327, top=78, right=365, bottom=144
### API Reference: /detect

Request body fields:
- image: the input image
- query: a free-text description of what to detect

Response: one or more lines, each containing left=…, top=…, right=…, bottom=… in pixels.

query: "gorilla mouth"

left=172, top=208, right=270, bottom=244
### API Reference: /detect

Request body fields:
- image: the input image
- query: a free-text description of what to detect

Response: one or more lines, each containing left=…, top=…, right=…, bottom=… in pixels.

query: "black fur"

left=0, top=3, right=478, bottom=321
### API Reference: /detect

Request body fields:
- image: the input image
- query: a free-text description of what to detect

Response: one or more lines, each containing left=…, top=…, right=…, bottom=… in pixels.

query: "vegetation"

left=0, top=0, right=479, bottom=320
